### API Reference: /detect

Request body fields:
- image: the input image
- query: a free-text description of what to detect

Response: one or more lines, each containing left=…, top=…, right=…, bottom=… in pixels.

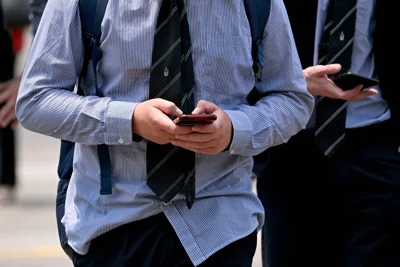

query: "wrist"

left=223, top=123, right=234, bottom=152
left=131, top=103, right=143, bottom=142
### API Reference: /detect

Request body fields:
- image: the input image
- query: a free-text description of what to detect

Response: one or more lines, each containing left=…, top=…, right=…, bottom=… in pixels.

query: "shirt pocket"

left=198, top=35, right=253, bottom=95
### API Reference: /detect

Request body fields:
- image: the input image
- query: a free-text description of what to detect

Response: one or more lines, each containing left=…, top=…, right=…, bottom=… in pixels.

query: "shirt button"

left=118, top=138, right=124, bottom=144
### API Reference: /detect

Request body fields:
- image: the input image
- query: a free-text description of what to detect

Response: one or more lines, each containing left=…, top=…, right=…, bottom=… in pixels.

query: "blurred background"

left=0, top=3, right=262, bottom=267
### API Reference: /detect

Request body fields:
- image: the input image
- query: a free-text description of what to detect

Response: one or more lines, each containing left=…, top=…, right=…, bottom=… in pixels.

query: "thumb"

left=192, top=100, right=218, bottom=114
left=314, top=64, right=342, bottom=76
left=152, top=99, right=182, bottom=116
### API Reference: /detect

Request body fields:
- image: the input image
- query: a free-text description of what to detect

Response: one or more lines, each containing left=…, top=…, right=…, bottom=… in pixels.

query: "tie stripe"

left=328, top=36, right=354, bottom=64
left=156, top=72, right=182, bottom=99
left=329, top=5, right=356, bottom=35
left=325, top=133, right=345, bottom=156
left=154, top=6, right=178, bottom=35
left=315, top=101, right=347, bottom=136
left=159, top=174, right=185, bottom=200
left=146, top=146, right=179, bottom=179
left=151, top=38, right=181, bottom=72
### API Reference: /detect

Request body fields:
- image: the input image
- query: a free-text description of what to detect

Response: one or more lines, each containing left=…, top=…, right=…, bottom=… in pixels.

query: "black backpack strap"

left=79, top=0, right=112, bottom=195
left=79, top=0, right=109, bottom=95
left=243, top=0, right=272, bottom=178
left=244, top=0, right=272, bottom=105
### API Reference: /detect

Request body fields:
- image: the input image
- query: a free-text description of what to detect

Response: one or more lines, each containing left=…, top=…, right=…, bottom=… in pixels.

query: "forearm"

left=225, top=90, right=312, bottom=157
left=16, top=86, right=137, bottom=145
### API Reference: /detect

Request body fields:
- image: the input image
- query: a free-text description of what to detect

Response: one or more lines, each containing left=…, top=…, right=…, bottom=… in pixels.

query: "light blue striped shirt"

left=17, top=0, right=313, bottom=265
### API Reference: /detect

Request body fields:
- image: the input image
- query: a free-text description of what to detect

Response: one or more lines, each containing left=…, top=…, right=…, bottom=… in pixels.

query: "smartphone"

left=174, top=114, right=217, bottom=126
left=331, top=72, right=379, bottom=91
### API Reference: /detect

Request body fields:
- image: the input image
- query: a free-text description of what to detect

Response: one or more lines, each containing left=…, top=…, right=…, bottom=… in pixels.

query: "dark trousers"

left=71, top=213, right=257, bottom=267
left=0, top=126, right=16, bottom=186
left=257, top=120, right=400, bottom=267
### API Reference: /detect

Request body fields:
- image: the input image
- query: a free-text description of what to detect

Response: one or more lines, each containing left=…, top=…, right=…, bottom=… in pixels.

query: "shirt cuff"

left=224, top=110, right=252, bottom=155
left=105, top=101, right=137, bottom=145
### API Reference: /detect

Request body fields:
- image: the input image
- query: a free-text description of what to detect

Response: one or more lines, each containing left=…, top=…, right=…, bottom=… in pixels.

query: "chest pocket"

left=198, top=35, right=253, bottom=96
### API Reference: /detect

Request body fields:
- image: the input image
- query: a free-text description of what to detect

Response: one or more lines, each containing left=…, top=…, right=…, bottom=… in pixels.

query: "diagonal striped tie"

left=146, top=0, right=196, bottom=209
left=314, top=0, right=357, bottom=157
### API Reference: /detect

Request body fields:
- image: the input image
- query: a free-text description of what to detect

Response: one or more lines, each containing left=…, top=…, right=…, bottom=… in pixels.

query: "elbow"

left=16, top=93, right=38, bottom=133
left=281, top=91, right=315, bottom=142
left=16, top=98, right=30, bottom=131
left=298, top=91, right=315, bottom=129
left=287, top=84, right=315, bottom=132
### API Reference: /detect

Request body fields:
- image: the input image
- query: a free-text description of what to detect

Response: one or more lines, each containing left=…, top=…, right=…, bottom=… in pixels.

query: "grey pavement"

left=0, top=27, right=263, bottom=267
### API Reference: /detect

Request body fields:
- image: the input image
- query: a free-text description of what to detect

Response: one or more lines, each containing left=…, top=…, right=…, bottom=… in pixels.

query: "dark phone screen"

left=331, top=72, right=379, bottom=90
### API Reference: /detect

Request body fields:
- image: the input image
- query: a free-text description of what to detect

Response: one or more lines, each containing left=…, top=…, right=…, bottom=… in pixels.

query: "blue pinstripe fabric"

left=17, top=0, right=313, bottom=265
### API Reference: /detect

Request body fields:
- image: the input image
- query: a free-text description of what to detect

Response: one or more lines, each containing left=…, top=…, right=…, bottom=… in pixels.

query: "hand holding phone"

left=303, top=65, right=379, bottom=101
left=132, top=99, right=193, bottom=145
left=171, top=100, right=232, bottom=155
left=174, top=114, right=217, bottom=126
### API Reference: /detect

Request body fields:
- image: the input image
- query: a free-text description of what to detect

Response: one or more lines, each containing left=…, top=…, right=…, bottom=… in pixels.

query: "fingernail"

left=192, top=108, right=199, bottom=114
left=176, top=109, right=183, bottom=115
left=193, top=126, right=199, bottom=131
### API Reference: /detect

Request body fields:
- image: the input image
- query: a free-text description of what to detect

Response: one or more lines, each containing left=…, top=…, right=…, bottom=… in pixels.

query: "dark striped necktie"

left=314, top=0, right=357, bottom=157
left=146, top=0, right=196, bottom=209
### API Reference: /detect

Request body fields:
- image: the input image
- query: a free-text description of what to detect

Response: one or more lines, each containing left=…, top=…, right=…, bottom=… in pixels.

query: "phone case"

left=174, top=114, right=217, bottom=126
left=332, top=72, right=379, bottom=90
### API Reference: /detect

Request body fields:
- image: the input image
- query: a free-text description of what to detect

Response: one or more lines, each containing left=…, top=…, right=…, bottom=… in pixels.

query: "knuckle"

left=336, top=91, right=346, bottom=99
left=166, top=101, right=175, bottom=109
left=165, top=125, right=174, bottom=133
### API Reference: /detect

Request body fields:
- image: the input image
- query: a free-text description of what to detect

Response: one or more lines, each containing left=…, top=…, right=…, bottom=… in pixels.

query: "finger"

left=312, top=64, right=342, bottom=76
left=160, top=117, right=193, bottom=134
left=351, top=88, right=379, bottom=101
left=0, top=102, right=15, bottom=127
left=174, top=132, right=216, bottom=143
left=3, top=106, right=17, bottom=126
left=159, top=131, right=177, bottom=141
left=0, top=82, right=8, bottom=92
left=181, top=147, right=218, bottom=155
left=171, top=139, right=216, bottom=149
left=10, top=120, right=18, bottom=130
left=0, top=91, right=10, bottom=104
left=152, top=99, right=183, bottom=116
left=337, top=84, right=363, bottom=100
left=192, top=123, right=218, bottom=133
left=1, top=113, right=16, bottom=128
left=192, top=100, right=218, bottom=115
left=172, top=125, right=194, bottom=135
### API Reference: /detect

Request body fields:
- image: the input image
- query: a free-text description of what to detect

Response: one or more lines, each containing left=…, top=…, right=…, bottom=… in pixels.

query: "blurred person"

left=17, top=0, right=314, bottom=266
left=256, top=0, right=400, bottom=267
left=29, top=0, right=47, bottom=36
left=0, top=0, right=19, bottom=205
